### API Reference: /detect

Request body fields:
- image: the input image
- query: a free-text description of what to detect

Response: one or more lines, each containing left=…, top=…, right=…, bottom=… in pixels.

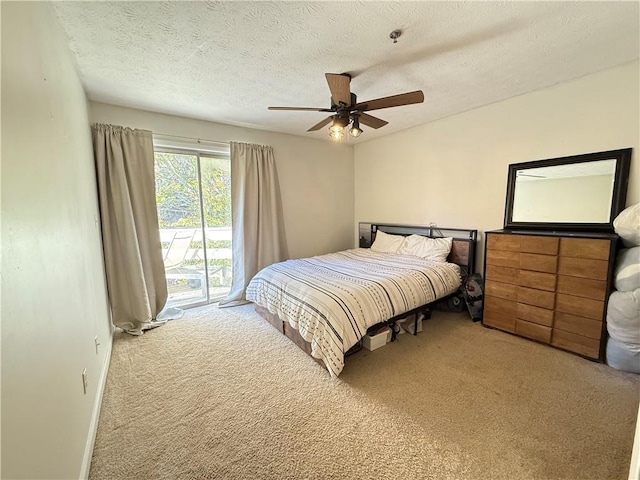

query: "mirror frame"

left=504, top=148, right=632, bottom=232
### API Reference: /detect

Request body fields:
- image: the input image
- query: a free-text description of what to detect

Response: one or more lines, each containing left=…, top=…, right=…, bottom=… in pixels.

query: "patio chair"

left=164, top=229, right=197, bottom=270
left=163, top=229, right=206, bottom=292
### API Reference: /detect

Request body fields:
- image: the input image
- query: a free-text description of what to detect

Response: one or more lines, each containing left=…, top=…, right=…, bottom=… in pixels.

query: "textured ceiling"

left=52, top=1, right=640, bottom=143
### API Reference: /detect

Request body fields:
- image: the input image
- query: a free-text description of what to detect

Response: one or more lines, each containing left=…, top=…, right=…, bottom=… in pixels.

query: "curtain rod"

left=153, top=132, right=230, bottom=147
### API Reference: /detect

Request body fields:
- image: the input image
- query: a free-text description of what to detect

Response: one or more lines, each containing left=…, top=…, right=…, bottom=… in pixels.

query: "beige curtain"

left=219, top=142, right=288, bottom=307
left=92, top=124, right=170, bottom=334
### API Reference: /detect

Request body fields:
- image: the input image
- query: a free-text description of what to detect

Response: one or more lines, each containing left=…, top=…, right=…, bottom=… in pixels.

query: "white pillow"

left=399, top=235, right=453, bottom=262
left=370, top=230, right=406, bottom=253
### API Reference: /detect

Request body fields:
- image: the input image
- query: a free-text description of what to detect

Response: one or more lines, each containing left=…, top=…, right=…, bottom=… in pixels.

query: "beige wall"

left=1, top=2, right=112, bottom=479
left=90, top=103, right=355, bottom=259
left=354, top=61, right=639, bottom=272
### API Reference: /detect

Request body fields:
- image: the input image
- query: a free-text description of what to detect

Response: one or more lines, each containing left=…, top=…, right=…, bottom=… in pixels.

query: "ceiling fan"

left=268, top=73, right=424, bottom=140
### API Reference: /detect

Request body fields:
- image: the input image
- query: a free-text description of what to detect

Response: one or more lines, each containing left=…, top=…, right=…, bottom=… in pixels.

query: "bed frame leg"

left=414, top=308, right=432, bottom=336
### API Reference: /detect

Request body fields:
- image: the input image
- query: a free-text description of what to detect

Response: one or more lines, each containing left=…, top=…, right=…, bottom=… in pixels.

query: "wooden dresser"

left=482, top=230, right=617, bottom=360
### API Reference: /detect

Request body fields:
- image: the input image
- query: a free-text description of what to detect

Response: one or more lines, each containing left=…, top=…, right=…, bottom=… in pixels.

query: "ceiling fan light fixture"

left=329, top=128, right=344, bottom=141
left=349, top=126, right=363, bottom=138
left=329, top=115, right=348, bottom=140
left=349, top=117, right=362, bottom=137
left=330, top=115, right=348, bottom=129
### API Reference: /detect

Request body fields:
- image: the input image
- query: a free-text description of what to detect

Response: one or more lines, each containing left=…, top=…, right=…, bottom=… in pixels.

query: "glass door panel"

left=155, top=151, right=207, bottom=307
left=200, top=155, right=232, bottom=301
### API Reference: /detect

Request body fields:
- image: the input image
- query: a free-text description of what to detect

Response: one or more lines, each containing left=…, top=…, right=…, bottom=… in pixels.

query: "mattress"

left=246, top=248, right=461, bottom=376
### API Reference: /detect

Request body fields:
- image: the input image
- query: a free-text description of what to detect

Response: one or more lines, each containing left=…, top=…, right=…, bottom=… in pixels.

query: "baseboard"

left=629, top=403, right=640, bottom=480
left=79, top=327, right=114, bottom=479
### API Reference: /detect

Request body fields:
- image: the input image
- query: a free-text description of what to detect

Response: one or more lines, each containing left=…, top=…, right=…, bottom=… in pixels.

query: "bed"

left=246, top=224, right=478, bottom=376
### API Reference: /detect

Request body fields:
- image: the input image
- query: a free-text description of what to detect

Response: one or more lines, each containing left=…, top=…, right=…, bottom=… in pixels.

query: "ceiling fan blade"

left=325, top=73, right=351, bottom=106
left=307, top=116, right=334, bottom=132
left=358, top=113, right=388, bottom=129
left=354, top=90, right=424, bottom=112
left=268, top=106, right=332, bottom=112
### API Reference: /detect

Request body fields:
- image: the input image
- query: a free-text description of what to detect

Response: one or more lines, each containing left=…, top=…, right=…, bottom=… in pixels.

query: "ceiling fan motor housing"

left=331, top=92, right=358, bottom=110
left=333, top=110, right=351, bottom=128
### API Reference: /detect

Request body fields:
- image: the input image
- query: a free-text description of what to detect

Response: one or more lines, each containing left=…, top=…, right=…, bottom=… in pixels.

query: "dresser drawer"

left=557, top=257, right=608, bottom=280
left=554, top=312, right=602, bottom=340
left=519, top=270, right=556, bottom=292
left=485, top=280, right=518, bottom=302
left=484, top=295, right=516, bottom=315
left=485, top=264, right=519, bottom=284
left=487, top=234, right=521, bottom=251
left=559, top=237, right=611, bottom=260
left=516, top=319, right=552, bottom=343
left=520, top=235, right=559, bottom=255
left=486, top=249, right=520, bottom=268
left=519, top=253, right=557, bottom=274
left=483, top=308, right=516, bottom=332
left=517, top=303, right=554, bottom=327
left=556, top=293, right=604, bottom=321
left=556, top=275, right=607, bottom=301
left=518, top=286, right=555, bottom=310
left=551, top=329, right=601, bottom=359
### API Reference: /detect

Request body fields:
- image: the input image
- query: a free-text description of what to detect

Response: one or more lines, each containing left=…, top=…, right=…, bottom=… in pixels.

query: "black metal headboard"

left=358, top=222, right=478, bottom=275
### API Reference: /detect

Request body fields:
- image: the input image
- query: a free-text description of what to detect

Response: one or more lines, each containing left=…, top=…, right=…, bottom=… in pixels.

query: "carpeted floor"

left=89, top=304, right=639, bottom=479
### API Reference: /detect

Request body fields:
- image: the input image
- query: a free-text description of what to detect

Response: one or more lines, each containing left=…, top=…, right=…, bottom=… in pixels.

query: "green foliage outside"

left=155, top=151, right=231, bottom=230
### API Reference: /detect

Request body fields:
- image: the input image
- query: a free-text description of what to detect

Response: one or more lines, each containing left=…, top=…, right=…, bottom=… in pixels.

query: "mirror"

left=504, top=148, right=632, bottom=232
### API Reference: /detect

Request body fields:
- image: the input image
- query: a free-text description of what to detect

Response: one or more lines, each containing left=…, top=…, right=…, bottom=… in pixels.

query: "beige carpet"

left=90, top=305, right=639, bottom=479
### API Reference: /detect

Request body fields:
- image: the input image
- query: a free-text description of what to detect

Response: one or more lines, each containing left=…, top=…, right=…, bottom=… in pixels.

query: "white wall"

left=354, top=61, right=639, bottom=272
left=90, top=103, right=355, bottom=259
left=1, top=3, right=112, bottom=479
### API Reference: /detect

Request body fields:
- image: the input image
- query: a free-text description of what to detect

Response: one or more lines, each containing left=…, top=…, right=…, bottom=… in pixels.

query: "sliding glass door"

left=154, top=148, right=232, bottom=308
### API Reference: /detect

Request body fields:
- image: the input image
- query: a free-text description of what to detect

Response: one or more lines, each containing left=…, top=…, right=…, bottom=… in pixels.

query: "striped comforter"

left=246, top=248, right=461, bottom=376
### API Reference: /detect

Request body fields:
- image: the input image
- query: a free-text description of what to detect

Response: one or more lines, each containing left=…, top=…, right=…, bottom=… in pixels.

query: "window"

left=154, top=147, right=231, bottom=308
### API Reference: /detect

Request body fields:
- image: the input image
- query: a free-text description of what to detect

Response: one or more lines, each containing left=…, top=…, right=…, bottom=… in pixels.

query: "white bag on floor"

left=606, top=289, right=640, bottom=345
left=613, top=203, right=640, bottom=248
left=606, top=336, right=640, bottom=374
left=615, top=247, right=640, bottom=292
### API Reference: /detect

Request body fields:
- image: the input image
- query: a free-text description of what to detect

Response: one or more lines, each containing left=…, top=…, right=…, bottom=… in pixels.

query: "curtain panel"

left=92, top=124, right=170, bottom=333
left=219, top=142, right=288, bottom=307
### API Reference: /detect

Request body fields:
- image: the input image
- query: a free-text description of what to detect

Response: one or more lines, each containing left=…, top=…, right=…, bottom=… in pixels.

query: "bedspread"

left=246, top=248, right=461, bottom=376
